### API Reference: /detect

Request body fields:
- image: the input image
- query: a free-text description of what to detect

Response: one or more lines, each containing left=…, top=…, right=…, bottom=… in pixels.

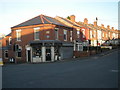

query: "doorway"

left=46, top=47, right=51, bottom=61
left=27, top=50, right=31, bottom=62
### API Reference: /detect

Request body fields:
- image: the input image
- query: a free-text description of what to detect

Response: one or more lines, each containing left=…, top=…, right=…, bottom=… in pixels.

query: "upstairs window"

left=94, top=30, right=96, bottom=38
left=55, top=28, right=59, bottom=40
left=16, top=30, right=21, bottom=41
left=102, top=32, right=104, bottom=38
left=109, top=32, right=110, bottom=38
left=90, top=30, right=92, bottom=39
left=34, top=27, right=40, bottom=40
left=64, top=30, right=67, bottom=41
left=70, top=31, right=73, bottom=42
left=82, top=29, right=85, bottom=38
left=9, top=37, right=12, bottom=45
left=77, top=29, right=80, bottom=38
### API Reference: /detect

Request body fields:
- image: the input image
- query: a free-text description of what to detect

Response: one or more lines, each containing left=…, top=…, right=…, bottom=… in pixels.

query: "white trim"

left=16, top=30, right=21, bottom=41
left=9, top=37, right=12, bottom=45
left=51, top=47, right=54, bottom=62
left=4, top=50, right=8, bottom=59
left=70, top=31, right=73, bottom=42
left=63, top=29, right=67, bottom=41
left=55, top=28, right=59, bottom=40
left=42, top=47, right=46, bottom=62
left=34, top=28, right=40, bottom=40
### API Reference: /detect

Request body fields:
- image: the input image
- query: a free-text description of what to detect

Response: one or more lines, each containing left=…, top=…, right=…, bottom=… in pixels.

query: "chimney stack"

left=107, top=25, right=110, bottom=29
left=94, top=21, right=97, bottom=27
left=84, top=18, right=88, bottom=24
left=111, top=27, right=114, bottom=30
left=70, top=15, right=75, bottom=22
left=101, top=24, right=104, bottom=29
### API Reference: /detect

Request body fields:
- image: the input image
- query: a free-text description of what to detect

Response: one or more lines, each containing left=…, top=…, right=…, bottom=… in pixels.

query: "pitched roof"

left=6, top=33, right=11, bottom=36
left=55, top=16, right=81, bottom=27
left=12, top=14, right=71, bottom=28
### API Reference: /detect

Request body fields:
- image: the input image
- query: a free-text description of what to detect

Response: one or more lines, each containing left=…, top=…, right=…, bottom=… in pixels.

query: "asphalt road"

left=2, top=49, right=119, bottom=88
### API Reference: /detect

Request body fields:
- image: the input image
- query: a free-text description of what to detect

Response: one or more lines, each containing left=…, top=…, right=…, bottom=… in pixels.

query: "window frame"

left=77, top=29, right=80, bottom=38
left=4, top=50, right=8, bottom=58
left=82, top=29, right=85, bottom=38
left=16, top=30, right=21, bottom=41
left=55, top=28, right=59, bottom=40
left=63, top=29, right=67, bottom=41
left=70, top=31, right=73, bottom=42
left=34, top=27, right=40, bottom=40
left=9, top=37, right=12, bottom=45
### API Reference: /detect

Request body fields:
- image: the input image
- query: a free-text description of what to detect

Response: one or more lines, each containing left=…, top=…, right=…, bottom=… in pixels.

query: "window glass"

left=16, top=30, right=21, bottom=41
left=34, top=27, right=40, bottom=40
left=64, top=30, right=67, bottom=41
left=4, top=50, right=8, bottom=58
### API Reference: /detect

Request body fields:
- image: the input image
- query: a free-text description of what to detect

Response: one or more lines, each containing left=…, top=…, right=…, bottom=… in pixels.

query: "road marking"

left=111, top=70, right=119, bottom=72
left=92, top=56, right=98, bottom=59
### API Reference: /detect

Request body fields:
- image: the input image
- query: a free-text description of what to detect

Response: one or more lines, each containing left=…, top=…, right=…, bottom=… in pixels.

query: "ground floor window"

left=32, top=46, right=41, bottom=57
left=4, top=50, right=8, bottom=58
left=17, top=50, right=22, bottom=57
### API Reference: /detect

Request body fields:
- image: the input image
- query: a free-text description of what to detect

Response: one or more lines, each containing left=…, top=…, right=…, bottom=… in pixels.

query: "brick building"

left=1, top=14, right=119, bottom=63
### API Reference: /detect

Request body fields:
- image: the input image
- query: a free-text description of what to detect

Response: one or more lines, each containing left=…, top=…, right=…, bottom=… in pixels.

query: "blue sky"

left=0, top=0, right=119, bottom=35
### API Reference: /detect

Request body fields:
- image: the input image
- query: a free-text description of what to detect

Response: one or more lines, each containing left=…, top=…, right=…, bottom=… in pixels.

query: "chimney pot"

left=94, top=21, right=97, bottom=27
left=84, top=18, right=88, bottom=24
left=112, top=27, right=114, bottom=30
left=107, top=25, right=110, bottom=29
left=101, top=24, right=104, bottom=29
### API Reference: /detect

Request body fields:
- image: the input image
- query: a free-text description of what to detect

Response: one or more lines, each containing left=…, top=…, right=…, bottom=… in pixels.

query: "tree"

left=67, top=16, right=71, bottom=20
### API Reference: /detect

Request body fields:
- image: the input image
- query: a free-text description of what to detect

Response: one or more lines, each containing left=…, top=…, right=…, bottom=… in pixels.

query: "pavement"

left=57, top=48, right=119, bottom=63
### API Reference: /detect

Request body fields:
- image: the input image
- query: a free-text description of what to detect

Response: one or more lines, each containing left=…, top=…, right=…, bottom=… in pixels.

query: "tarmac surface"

left=2, top=49, right=119, bottom=88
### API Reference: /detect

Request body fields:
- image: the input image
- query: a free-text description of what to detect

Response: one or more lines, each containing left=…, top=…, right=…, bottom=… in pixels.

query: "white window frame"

left=109, top=32, right=110, bottom=38
left=70, top=31, right=73, bottom=42
left=64, top=29, right=67, bottom=41
left=77, top=29, right=80, bottom=38
left=94, top=30, right=96, bottom=38
left=90, top=30, right=92, bottom=39
left=82, top=29, right=85, bottom=38
left=55, top=28, right=59, bottom=40
left=9, top=37, right=12, bottom=45
left=34, top=27, right=40, bottom=40
left=4, top=50, right=8, bottom=58
left=16, top=30, right=21, bottom=41
left=102, top=32, right=104, bottom=38
left=97, top=30, right=102, bottom=40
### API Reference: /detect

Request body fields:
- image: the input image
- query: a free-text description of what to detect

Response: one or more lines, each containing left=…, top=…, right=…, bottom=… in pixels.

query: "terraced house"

left=1, top=14, right=119, bottom=63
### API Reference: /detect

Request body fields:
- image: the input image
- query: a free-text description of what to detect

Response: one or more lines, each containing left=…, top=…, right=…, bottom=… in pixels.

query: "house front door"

left=27, top=50, right=31, bottom=62
left=46, top=47, right=51, bottom=61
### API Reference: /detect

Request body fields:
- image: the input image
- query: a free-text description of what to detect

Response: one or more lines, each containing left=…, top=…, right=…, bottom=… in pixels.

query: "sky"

left=0, top=0, right=119, bottom=35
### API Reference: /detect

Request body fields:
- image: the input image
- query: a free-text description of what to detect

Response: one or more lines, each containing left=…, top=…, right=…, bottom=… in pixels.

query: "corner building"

left=10, top=15, right=74, bottom=63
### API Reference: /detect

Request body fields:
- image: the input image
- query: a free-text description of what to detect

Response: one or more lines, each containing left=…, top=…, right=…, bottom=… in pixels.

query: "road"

left=2, top=49, right=119, bottom=88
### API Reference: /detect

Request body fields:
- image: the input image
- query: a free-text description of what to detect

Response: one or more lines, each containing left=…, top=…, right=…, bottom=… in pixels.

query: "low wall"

left=90, top=50, right=96, bottom=55
left=73, top=51, right=90, bottom=58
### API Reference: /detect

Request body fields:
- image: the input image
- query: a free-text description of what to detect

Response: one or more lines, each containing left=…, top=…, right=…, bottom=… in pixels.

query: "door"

left=46, top=48, right=51, bottom=61
left=27, top=50, right=31, bottom=62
